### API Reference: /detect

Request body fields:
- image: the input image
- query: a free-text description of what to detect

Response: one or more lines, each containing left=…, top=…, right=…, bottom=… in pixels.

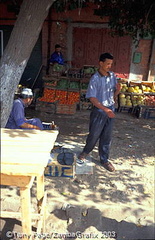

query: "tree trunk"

left=0, top=0, right=55, bottom=127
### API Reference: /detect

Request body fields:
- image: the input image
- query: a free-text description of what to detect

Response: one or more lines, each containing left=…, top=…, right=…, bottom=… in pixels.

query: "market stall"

left=117, top=79, right=155, bottom=118
left=35, top=66, right=96, bottom=114
left=34, top=65, right=155, bottom=119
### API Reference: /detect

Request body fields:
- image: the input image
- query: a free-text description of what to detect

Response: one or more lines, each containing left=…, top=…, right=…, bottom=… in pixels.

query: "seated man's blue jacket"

left=50, top=52, right=64, bottom=65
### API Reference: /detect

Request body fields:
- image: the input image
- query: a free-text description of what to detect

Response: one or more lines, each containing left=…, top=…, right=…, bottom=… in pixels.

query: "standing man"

left=78, top=53, right=121, bottom=172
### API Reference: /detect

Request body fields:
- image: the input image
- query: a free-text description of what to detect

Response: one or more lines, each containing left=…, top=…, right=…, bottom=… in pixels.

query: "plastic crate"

left=134, top=105, right=155, bottom=119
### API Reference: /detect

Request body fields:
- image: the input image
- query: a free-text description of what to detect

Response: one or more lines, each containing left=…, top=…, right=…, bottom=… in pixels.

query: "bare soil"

left=0, top=108, right=155, bottom=240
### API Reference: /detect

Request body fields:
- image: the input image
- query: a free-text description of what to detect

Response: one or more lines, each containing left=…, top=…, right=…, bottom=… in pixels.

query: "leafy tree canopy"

left=1, top=0, right=155, bottom=40
left=52, top=0, right=155, bottom=40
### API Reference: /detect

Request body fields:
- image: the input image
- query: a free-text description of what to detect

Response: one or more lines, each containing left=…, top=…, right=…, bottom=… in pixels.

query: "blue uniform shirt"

left=5, top=98, right=26, bottom=129
left=50, top=52, right=64, bottom=65
left=86, top=71, right=117, bottom=108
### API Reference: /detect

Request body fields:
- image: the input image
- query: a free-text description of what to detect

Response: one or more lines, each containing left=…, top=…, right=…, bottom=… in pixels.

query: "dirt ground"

left=0, top=108, right=155, bottom=240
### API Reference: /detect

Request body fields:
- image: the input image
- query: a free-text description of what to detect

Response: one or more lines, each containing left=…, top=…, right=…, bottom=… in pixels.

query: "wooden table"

left=0, top=128, right=58, bottom=239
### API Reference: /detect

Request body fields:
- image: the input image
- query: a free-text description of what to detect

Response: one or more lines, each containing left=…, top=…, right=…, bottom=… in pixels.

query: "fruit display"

left=69, top=81, right=80, bottom=89
left=145, top=95, right=155, bottom=106
left=81, top=82, right=89, bottom=89
left=39, top=74, right=155, bottom=115
left=38, top=88, right=80, bottom=105
left=82, top=65, right=98, bottom=77
left=119, top=93, right=155, bottom=107
left=83, top=67, right=96, bottom=74
left=120, top=81, right=155, bottom=94
left=120, top=83, right=143, bottom=94
left=39, top=88, right=56, bottom=102
left=119, top=93, right=132, bottom=107
left=66, top=91, right=80, bottom=104
left=131, top=95, right=145, bottom=106
left=56, top=78, right=69, bottom=89
left=127, top=85, right=143, bottom=94
left=120, top=83, right=128, bottom=92
left=141, top=85, right=155, bottom=93
left=118, top=80, right=155, bottom=109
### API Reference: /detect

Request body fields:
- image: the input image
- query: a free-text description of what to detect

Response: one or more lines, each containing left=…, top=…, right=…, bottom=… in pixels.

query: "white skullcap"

left=21, top=88, right=33, bottom=98
left=21, top=88, right=33, bottom=95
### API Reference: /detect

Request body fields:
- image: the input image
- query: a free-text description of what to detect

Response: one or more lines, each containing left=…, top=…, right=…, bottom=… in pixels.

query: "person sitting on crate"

left=50, top=44, right=64, bottom=66
left=5, top=88, right=57, bottom=130
left=47, top=44, right=65, bottom=74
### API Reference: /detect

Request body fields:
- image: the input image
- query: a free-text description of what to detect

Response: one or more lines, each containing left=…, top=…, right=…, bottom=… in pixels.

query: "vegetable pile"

left=39, top=89, right=80, bottom=105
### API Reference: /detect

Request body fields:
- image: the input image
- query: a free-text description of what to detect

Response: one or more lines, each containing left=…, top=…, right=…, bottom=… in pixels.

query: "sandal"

left=101, top=161, right=115, bottom=172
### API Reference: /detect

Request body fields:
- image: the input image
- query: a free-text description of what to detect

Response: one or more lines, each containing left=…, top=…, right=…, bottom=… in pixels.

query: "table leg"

left=36, top=173, right=45, bottom=215
left=36, top=173, right=44, bottom=202
left=20, top=186, right=32, bottom=239
left=36, top=173, right=46, bottom=233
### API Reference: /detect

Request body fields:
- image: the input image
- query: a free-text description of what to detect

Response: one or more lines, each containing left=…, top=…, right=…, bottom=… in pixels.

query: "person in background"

left=50, top=44, right=64, bottom=65
left=78, top=53, right=121, bottom=172
left=5, top=88, right=56, bottom=130
left=46, top=44, right=65, bottom=75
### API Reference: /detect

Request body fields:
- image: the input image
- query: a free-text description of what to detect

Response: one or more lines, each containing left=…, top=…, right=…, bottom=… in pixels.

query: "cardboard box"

left=44, top=152, right=76, bottom=178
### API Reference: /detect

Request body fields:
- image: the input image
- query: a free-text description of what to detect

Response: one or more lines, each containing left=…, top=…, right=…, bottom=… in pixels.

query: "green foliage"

left=52, top=0, right=65, bottom=12
left=52, top=0, right=155, bottom=40
left=94, top=0, right=155, bottom=40
left=2, top=0, right=155, bottom=40
left=52, top=0, right=87, bottom=12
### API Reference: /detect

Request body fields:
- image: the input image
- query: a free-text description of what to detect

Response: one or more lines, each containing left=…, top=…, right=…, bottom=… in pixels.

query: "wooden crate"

left=35, top=100, right=56, bottom=113
left=141, top=81, right=155, bottom=93
left=44, top=152, right=76, bottom=178
left=129, top=81, right=142, bottom=87
left=56, top=103, right=76, bottom=114
left=117, top=78, right=129, bottom=84
left=129, top=81, right=155, bottom=93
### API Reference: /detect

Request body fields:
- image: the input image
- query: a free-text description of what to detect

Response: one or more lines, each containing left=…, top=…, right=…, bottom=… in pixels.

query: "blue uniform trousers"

left=26, top=118, right=52, bottom=130
left=83, top=107, right=114, bottom=163
left=26, top=118, right=44, bottom=130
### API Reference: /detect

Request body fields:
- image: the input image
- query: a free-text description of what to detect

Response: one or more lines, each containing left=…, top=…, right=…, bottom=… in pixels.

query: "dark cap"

left=55, top=44, right=61, bottom=49
left=99, top=53, right=114, bottom=62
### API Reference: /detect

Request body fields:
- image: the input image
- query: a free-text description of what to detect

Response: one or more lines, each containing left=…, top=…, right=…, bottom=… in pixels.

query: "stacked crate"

left=117, top=79, right=155, bottom=117
left=56, top=103, right=77, bottom=115
left=36, top=87, right=80, bottom=115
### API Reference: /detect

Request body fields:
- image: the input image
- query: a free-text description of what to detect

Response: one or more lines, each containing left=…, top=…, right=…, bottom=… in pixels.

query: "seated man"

left=5, top=88, right=56, bottom=130
left=47, top=44, right=66, bottom=75
left=50, top=44, right=64, bottom=65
